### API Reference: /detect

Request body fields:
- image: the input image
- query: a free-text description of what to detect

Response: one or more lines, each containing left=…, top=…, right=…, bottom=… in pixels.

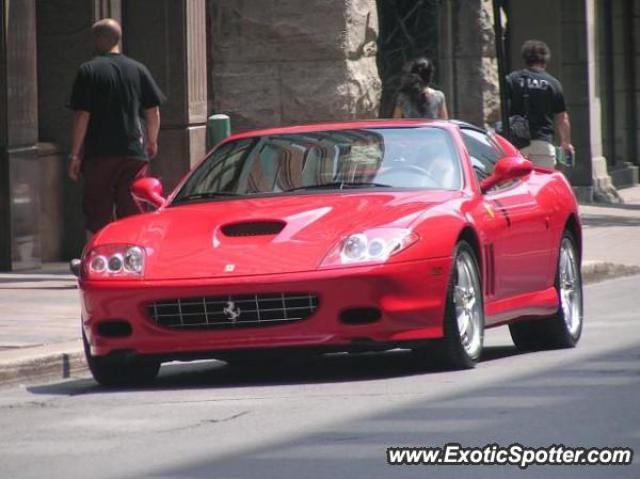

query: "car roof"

left=223, top=119, right=471, bottom=142
left=448, top=119, right=486, bottom=133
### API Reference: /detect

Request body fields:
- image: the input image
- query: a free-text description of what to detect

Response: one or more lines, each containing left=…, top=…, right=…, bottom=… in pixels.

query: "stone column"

left=440, top=0, right=500, bottom=127
left=209, top=0, right=381, bottom=132
left=0, top=0, right=41, bottom=270
left=599, top=0, right=638, bottom=188
left=123, top=0, right=207, bottom=190
left=559, top=0, right=618, bottom=201
left=576, top=0, right=604, bottom=200
left=93, top=0, right=121, bottom=21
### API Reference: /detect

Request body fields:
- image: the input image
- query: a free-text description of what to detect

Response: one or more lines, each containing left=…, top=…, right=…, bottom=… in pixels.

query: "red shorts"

left=82, top=156, right=148, bottom=233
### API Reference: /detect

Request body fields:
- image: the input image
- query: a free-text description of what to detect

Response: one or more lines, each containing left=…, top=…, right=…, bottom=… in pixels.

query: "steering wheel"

left=376, top=164, right=440, bottom=188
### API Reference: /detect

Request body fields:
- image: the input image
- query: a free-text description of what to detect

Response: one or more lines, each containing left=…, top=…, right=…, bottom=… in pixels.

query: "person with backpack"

left=505, top=40, right=574, bottom=168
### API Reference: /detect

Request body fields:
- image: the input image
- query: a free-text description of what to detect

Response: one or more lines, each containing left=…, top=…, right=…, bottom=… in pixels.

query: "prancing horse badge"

left=223, top=301, right=241, bottom=322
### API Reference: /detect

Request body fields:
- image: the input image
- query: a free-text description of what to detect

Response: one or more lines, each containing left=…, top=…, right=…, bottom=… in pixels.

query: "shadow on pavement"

left=583, top=202, right=640, bottom=212
left=134, top=344, right=640, bottom=479
left=580, top=215, right=640, bottom=228
left=27, top=344, right=522, bottom=396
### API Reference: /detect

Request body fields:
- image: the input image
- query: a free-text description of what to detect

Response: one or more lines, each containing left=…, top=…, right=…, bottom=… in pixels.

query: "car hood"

left=95, top=191, right=462, bottom=280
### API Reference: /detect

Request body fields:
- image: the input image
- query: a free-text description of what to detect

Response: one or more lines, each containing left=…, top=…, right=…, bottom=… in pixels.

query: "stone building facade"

left=0, top=0, right=637, bottom=270
left=208, top=0, right=381, bottom=131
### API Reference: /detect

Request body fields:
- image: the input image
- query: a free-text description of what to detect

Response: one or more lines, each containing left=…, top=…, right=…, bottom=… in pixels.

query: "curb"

left=1, top=262, right=638, bottom=388
left=0, top=341, right=85, bottom=388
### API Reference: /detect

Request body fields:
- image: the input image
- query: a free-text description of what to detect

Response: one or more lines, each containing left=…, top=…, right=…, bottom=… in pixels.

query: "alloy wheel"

left=558, top=236, right=582, bottom=337
left=453, top=251, right=483, bottom=358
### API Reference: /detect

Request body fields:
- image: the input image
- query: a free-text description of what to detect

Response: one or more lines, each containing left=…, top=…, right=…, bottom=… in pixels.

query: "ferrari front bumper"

left=79, top=257, right=451, bottom=358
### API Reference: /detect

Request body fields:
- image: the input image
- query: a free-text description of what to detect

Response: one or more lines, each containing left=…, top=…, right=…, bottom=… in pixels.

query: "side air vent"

left=483, top=243, right=495, bottom=297
left=221, top=220, right=286, bottom=237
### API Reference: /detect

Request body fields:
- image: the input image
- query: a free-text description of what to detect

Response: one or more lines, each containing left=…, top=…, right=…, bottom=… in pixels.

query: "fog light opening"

left=96, top=320, right=133, bottom=338
left=340, top=308, right=381, bottom=325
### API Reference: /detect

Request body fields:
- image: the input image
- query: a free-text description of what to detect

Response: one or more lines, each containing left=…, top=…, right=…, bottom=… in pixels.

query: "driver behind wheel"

left=376, top=138, right=458, bottom=190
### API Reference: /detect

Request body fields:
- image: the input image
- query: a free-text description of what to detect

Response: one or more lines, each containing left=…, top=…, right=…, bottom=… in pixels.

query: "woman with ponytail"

left=393, top=57, right=448, bottom=120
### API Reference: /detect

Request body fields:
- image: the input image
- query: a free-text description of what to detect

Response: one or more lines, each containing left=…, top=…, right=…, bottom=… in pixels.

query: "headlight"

left=124, top=246, right=144, bottom=273
left=83, top=245, right=146, bottom=279
left=321, top=228, right=418, bottom=267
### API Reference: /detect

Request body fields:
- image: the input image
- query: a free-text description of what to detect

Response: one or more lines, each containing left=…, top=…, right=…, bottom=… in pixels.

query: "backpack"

left=507, top=74, right=531, bottom=149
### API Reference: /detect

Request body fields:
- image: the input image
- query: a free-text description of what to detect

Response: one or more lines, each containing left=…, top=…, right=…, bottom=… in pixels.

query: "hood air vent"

left=221, top=220, right=286, bottom=237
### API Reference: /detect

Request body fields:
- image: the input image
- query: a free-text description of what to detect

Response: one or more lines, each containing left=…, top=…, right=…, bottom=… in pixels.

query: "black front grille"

left=148, top=293, right=319, bottom=330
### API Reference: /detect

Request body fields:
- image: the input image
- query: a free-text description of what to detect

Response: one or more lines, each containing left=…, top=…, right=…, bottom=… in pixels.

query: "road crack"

left=157, top=410, right=250, bottom=434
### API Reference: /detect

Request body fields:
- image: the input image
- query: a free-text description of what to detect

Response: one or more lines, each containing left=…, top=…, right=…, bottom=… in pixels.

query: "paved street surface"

left=0, top=275, right=638, bottom=479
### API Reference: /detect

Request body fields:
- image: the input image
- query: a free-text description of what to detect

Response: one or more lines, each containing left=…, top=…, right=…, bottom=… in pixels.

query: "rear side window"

left=460, top=129, right=504, bottom=181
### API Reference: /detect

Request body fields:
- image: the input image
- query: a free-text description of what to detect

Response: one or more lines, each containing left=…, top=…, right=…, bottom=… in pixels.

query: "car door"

left=461, top=128, right=551, bottom=300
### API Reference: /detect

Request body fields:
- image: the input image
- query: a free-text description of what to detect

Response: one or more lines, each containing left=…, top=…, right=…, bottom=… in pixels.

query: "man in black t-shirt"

left=68, top=18, right=166, bottom=235
left=505, top=40, right=574, bottom=168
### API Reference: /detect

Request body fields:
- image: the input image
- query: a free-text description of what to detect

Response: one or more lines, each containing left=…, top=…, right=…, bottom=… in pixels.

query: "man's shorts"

left=82, top=156, right=149, bottom=233
left=520, top=140, right=556, bottom=169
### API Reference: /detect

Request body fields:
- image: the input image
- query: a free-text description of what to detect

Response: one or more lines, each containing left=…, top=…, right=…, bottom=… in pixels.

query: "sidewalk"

left=0, top=267, right=83, bottom=385
left=1, top=186, right=640, bottom=386
left=579, top=186, right=640, bottom=272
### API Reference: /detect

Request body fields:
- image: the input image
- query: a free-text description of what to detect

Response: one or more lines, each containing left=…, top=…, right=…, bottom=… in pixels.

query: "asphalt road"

left=1, top=276, right=638, bottom=479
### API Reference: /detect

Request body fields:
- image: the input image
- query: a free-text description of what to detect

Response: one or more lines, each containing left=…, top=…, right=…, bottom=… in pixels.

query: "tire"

left=509, top=231, right=583, bottom=351
left=83, top=331, right=160, bottom=387
left=415, top=241, right=484, bottom=369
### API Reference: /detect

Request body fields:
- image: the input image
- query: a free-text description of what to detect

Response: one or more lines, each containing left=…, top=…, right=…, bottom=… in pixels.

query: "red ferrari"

left=75, top=120, right=583, bottom=386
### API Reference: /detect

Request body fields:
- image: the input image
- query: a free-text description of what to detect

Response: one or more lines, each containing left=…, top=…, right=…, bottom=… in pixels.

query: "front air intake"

left=148, top=293, right=319, bottom=330
left=221, top=220, right=286, bottom=237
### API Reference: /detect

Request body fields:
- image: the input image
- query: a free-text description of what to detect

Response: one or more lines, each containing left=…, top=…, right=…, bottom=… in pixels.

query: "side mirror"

left=131, top=177, right=166, bottom=209
left=480, top=156, right=533, bottom=193
left=69, top=258, right=81, bottom=278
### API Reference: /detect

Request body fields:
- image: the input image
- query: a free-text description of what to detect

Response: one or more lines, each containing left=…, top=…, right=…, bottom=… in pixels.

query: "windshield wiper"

left=172, top=191, right=243, bottom=204
left=284, top=182, right=393, bottom=192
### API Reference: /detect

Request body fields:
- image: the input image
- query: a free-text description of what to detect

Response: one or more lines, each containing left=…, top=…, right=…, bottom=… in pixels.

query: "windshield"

left=172, top=127, right=461, bottom=204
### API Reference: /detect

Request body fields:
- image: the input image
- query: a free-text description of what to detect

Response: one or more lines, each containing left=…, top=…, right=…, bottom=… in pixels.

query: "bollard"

left=206, top=114, right=231, bottom=150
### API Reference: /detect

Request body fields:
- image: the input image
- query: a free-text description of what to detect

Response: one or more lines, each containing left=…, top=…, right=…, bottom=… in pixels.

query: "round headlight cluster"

left=322, top=228, right=418, bottom=268
left=88, top=246, right=145, bottom=276
left=342, top=234, right=400, bottom=262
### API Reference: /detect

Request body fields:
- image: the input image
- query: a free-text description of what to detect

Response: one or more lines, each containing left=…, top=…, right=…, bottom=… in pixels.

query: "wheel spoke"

left=466, top=296, right=476, bottom=310
left=454, top=285, right=466, bottom=305
left=457, top=312, right=469, bottom=338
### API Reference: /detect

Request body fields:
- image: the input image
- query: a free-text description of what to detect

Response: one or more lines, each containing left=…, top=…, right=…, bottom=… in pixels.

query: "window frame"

left=459, top=127, right=507, bottom=185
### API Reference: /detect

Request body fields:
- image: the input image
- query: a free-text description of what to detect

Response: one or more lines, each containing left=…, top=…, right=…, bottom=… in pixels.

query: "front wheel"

left=415, top=241, right=484, bottom=369
left=509, top=231, right=583, bottom=350
left=83, top=331, right=160, bottom=387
